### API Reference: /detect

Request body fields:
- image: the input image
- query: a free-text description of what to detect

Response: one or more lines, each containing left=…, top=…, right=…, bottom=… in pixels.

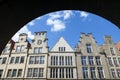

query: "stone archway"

left=0, top=0, right=120, bottom=53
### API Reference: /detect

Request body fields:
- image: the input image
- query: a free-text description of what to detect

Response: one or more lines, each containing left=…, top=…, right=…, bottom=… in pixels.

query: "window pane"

left=82, top=67, right=88, bottom=79
left=29, top=56, right=34, bottom=64
left=34, top=47, right=38, bottom=53
left=7, top=69, right=12, bottom=77
left=2, top=57, right=7, bottom=64
left=95, top=56, right=101, bottom=65
left=20, top=56, right=24, bottom=63
left=88, top=56, right=94, bottom=65
left=111, top=69, right=116, bottom=78
left=35, top=56, right=39, bottom=64
left=3, top=47, right=7, bottom=53
left=81, top=56, right=86, bottom=65
left=86, top=44, right=92, bottom=53
left=62, top=56, right=64, bottom=65
left=39, top=47, right=42, bottom=53
left=0, top=70, right=3, bottom=78
left=20, top=45, right=24, bottom=52
left=15, top=57, right=19, bottom=64
left=113, top=57, right=118, bottom=66
left=40, top=56, right=45, bottom=64
left=12, top=69, right=17, bottom=77
left=39, top=68, right=44, bottom=77
left=27, top=68, right=32, bottom=77
left=90, top=67, right=96, bottom=79
left=117, top=69, right=120, bottom=78
left=33, top=68, right=38, bottom=77
left=0, top=58, right=2, bottom=64
left=98, top=67, right=104, bottom=79
left=16, top=46, right=20, bottom=52
left=17, top=69, right=22, bottom=77
left=108, top=57, right=113, bottom=66
left=110, top=48, right=115, bottom=55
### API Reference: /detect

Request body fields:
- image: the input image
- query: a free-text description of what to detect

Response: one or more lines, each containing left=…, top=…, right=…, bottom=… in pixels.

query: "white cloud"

left=28, top=21, right=34, bottom=26
left=80, top=11, right=89, bottom=18
left=46, top=10, right=73, bottom=32
left=63, top=10, right=73, bottom=20
left=12, top=26, right=34, bottom=42
left=51, top=19, right=65, bottom=32
left=36, top=17, right=41, bottom=20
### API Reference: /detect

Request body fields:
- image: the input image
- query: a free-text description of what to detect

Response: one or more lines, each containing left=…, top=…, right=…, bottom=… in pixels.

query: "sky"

left=12, top=10, right=120, bottom=49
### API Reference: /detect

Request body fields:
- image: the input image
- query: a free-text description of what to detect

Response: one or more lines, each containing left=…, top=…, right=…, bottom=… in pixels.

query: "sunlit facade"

left=0, top=31, right=120, bottom=80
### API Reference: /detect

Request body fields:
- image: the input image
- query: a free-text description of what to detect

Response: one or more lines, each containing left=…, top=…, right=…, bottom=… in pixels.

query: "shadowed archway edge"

left=0, top=0, right=120, bottom=53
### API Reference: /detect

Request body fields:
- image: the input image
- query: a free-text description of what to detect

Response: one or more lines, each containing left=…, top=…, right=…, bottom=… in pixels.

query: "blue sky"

left=12, top=10, right=120, bottom=49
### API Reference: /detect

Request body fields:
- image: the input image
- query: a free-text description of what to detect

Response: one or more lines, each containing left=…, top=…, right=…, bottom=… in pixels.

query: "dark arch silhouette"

left=0, top=0, right=120, bottom=53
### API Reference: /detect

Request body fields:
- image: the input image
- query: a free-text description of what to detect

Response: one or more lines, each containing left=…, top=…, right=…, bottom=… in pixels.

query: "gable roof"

left=51, top=37, right=73, bottom=52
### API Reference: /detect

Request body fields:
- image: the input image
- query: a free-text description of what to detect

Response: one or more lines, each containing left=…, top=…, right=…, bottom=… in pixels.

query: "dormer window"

left=58, top=47, right=66, bottom=52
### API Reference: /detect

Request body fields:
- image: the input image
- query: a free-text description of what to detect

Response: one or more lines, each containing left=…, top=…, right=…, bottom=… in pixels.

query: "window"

left=118, top=57, right=120, bottom=64
left=86, top=44, right=92, bottom=53
left=17, top=69, right=22, bottom=77
left=12, top=69, right=17, bottom=77
left=68, top=56, right=72, bottom=65
left=2, top=57, right=7, bottom=64
left=53, top=56, right=55, bottom=65
left=7, top=69, right=12, bottom=77
left=65, top=56, right=72, bottom=66
left=27, top=68, right=32, bottom=77
left=20, top=45, right=24, bottom=52
left=59, top=47, right=66, bottom=52
left=110, top=48, right=115, bottom=55
left=3, top=47, right=7, bottom=53
left=20, top=56, right=24, bottom=63
left=59, top=56, right=64, bottom=65
left=90, top=67, right=96, bottom=79
left=37, top=40, right=42, bottom=45
left=0, top=70, right=3, bottom=78
left=88, top=56, right=94, bottom=65
left=15, top=57, right=19, bottom=64
left=50, top=68, right=52, bottom=78
left=33, top=68, right=38, bottom=77
left=82, top=67, right=88, bottom=79
left=51, top=56, right=53, bottom=65
left=0, top=58, right=2, bottom=64
left=29, top=56, right=34, bottom=64
left=108, top=57, right=113, bottom=66
left=40, top=56, right=45, bottom=64
left=34, top=47, right=38, bottom=53
left=39, top=47, right=42, bottom=53
left=95, top=56, right=101, bottom=65
left=111, top=69, right=116, bottom=78
left=34, top=47, right=42, bottom=53
left=113, top=57, right=119, bottom=66
left=16, top=46, right=20, bottom=52
left=66, top=68, right=73, bottom=78
left=59, top=56, right=61, bottom=65
left=98, top=67, right=104, bottom=79
left=10, top=57, right=14, bottom=64
left=59, top=68, right=64, bottom=78
left=81, top=56, right=86, bottom=65
left=56, top=56, right=58, bottom=65
left=39, top=68, right=44, bottom=77
left=117, top=69, right=120, bottom=78
left=35, top=56, right=39, bottom=64
left=62, top=56, right=64, bottom=65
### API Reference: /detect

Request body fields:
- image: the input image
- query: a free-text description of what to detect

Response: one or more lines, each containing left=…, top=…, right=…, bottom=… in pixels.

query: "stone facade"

left=0, top=31, right=120, bottom=80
